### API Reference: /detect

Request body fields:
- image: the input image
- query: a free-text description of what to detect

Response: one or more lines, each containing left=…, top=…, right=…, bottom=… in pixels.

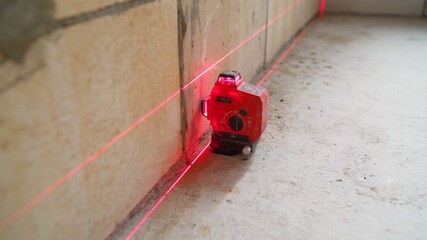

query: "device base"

left=209, top=131, right=257, bottom=156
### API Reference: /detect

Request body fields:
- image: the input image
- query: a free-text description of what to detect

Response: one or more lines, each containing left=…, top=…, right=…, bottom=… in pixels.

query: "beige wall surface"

left=326, top=0, right=426, bottom=16
left=0, top=1, right=181, bottom=239
left=0, top=0, right=320, bottom=239
left=425, top=2, right=427, bottom=15
left=266, top=0, right=320, bottom=63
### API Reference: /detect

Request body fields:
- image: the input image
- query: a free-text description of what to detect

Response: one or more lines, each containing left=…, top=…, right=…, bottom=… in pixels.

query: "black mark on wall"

left=0, top=0, right=156, bottom=63
left=0, top=0, right=156, bottom=96
left=0, top=0, right=55, bottom=62
left=56, top=0, right=157, bottom=28
left=0, top=61, right=45, bottom=95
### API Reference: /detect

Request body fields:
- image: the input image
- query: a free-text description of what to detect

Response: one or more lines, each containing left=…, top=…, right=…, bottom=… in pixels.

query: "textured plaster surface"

left=0, top=1, right=181, bottom=239
left=115, top=15, right=427, bottom=240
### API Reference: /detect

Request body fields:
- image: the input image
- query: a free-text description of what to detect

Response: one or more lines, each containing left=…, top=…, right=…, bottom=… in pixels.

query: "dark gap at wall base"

left=106, top=3, right=322, bottom=238
left=105, top=159, right=186, bottom=240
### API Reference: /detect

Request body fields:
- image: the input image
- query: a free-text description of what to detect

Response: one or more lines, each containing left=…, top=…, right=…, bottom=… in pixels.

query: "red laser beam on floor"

left=125, top=142, right=211, bottom=240
left=0, top=0, right=304, bottom=229
left=257, top=16, right=321, bottom=87
left=124, top=13, right=323, bottom=240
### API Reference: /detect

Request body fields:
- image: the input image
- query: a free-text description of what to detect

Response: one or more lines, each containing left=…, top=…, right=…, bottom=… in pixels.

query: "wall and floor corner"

left=117, top=14, right=427, bottom=240
left=0, top=0, right=320, bottom=239
left=325, top=0, right=427, bottom=16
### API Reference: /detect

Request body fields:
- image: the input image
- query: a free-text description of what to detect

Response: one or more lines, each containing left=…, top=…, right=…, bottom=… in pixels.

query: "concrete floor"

left=117, top=15, right=427, bottom=239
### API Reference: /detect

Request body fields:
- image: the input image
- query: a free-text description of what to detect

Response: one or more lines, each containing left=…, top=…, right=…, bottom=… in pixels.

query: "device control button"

left=239, top=110, right=248, bottom=116
left=228, top=116, right=244, bottom=131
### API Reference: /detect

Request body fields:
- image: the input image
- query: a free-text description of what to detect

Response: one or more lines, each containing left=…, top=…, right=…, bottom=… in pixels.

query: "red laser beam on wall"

left=0, top=91, right=181, bottom=229
left=0, top=0, right=308, bottom=229
left=125, top=142, right=211, bottom=240
left=183, top=0, right=304, bottom=90
left=0, top=0, right=306, bottom=229
left=257, top=17, right=321, bottom=87
left=320, top=0, right=326, bottom=16
left=125, top=14, right=323, bottom=240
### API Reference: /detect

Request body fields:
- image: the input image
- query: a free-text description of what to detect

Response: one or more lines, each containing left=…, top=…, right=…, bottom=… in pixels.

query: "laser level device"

left=201, top=70, right=268, bottom=155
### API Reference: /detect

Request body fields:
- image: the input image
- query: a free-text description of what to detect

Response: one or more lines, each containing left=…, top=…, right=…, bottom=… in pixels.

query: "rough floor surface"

left=116, top=15, right=427, bottom=240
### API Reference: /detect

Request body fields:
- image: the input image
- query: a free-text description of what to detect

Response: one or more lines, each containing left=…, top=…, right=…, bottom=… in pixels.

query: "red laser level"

left=201, top=70, right=268, bottom=155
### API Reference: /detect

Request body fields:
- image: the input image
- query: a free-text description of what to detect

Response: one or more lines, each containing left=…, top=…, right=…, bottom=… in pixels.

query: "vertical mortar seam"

left=263, top=0, right=269, bottom=68
left=177, top=0, right=188, bottom=162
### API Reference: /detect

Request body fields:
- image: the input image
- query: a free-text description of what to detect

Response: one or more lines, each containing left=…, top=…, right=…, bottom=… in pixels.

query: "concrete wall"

left=0, top=1, right=182, bottom=239
left=0, top=0, right=320, bottom=239
left=326, top=0, right=426, bottom=16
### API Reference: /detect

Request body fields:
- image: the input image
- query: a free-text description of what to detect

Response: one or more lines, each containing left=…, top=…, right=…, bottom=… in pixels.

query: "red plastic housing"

left=202, top=70, right=268, bottom=153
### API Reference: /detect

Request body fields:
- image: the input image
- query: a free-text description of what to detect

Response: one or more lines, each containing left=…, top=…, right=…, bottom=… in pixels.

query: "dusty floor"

left=117, top=15, right=427, bottom=239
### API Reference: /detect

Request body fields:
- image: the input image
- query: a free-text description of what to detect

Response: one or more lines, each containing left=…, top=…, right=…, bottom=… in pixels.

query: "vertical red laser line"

left=125, top=13, right=323, bottom=240
left=257, top=17, right=321, bottom=87
left=0, top=91, right=181, bottom=229
left=320, top=0, right=326, bottom=16
left=125, top=142, right=211, bottom=240
left=182, top=0, right=303, bottom=91
left=0, top=0, right=304, bottom=229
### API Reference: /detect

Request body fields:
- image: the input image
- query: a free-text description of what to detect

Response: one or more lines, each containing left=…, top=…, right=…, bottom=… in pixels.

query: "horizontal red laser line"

left=0, top=0, right=304, bottom=228
left=320, top=0, right=326, bottom=16
left=125, top=12, right=322, bottom=240
left=0, top=91, right=181, bottom=229
left=183, top=0, right=303, bottom=90
left=257, top=16, right=321, bottom=87
left=125, top=142, right=211, bottom=240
